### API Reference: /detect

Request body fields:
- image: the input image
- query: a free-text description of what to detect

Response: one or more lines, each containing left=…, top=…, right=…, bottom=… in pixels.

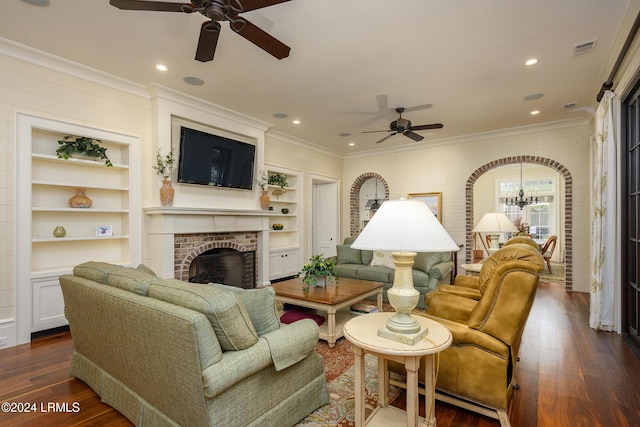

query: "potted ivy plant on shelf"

left=153, top=147, right=175, bottom=207
left=56, top=135, right=113, bottom=167
left=268, top=172, right=288, bottom=189
left=298, top=254, right=339, bottom=293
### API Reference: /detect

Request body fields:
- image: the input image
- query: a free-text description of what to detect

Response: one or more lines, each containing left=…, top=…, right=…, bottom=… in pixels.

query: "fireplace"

left=189, top=248, right=256, bottom=289
left=144, top=208, right=270, bottom=287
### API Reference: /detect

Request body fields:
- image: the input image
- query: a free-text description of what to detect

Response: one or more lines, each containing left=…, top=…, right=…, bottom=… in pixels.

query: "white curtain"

left=590, top=90, right=616, bottom=331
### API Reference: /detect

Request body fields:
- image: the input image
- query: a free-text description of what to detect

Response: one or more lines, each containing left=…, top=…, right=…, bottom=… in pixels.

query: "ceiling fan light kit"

left=362, top=107, right=444, bottom=144
left=109, top=0, right=291, bottom=63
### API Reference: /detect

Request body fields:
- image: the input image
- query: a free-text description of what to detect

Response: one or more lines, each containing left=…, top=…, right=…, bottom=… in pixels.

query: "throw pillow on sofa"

left=370, top=251, right=395, bottom=269
left=150, top=280, right=259, bottom=351
left=337, top=244, right=362, bottom=264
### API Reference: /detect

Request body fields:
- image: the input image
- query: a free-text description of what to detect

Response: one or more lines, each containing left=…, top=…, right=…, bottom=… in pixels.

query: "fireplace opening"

left=189, top=248, right=256, bottom=289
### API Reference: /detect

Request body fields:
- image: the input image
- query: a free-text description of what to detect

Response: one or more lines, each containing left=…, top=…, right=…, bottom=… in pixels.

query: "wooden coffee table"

left=271, top=277, right=384, bottom=348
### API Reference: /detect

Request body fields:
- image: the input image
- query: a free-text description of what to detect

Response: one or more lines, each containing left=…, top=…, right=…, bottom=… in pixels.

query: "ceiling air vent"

left=573, top=40, right=596, bottom=56
left=563, top=102, right=577, bottom=109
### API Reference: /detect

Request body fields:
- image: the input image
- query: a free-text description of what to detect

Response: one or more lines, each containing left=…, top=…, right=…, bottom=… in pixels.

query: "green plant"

left=56, top=135, right=112, bottom=167
left=153, top=147, right=175, bottom=180
left=298, top=254, right=338, bottom=292
left=268, top=172, right=288, bottom=189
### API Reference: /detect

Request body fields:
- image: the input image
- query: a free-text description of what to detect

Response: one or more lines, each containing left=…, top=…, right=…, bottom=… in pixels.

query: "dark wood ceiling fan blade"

left=403, top=131, right=424, bottom=142
left=195, top=21, right=221, bottom=62
left=231, top=18, right=290, bottom=59
left=410, top=123, right=444, bottom=131
left=109, top=0, right=187, bottom=12
left=362, top=129, right=393, bottom=134
left=240, top=0, right=291, bottom=12
left=376, top=133, right=397, bottom=144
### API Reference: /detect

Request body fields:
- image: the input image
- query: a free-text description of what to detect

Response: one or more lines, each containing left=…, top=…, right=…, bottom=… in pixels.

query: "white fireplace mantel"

left=144, top=207, right=271, bottom=286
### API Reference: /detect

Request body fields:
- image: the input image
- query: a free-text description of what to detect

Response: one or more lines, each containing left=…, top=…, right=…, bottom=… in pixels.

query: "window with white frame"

left=499, top=177, right=555, bottom=244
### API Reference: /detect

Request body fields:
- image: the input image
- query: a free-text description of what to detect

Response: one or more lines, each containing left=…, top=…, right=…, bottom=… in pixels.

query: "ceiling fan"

left=109, top=0, right=291, bottom=63
left=362, top=107, right=444, bottom=144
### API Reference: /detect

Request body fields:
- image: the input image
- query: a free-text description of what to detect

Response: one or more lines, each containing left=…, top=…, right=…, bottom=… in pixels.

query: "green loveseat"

left=59, top=262, right=328, bottom=427
left=330, top=237, right=454, bottom=309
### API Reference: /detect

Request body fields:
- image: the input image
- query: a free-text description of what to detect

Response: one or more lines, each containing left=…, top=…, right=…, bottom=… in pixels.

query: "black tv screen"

left=177, top=126, right=256, bottom=190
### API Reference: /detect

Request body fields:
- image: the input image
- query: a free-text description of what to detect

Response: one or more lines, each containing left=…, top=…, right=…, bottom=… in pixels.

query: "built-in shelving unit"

left=16, top=114, right=141, bottom=340
left=266, top=165, right=302, bottom=280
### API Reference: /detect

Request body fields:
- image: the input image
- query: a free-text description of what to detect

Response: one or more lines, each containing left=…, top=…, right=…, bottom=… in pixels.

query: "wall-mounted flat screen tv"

left=177, top=126, right=256, bottom=190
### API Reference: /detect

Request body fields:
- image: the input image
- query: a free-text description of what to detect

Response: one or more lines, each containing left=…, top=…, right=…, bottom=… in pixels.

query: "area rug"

left=539, top=261, right=565, bottom=283
left=295, top=347, right=400, bottom=427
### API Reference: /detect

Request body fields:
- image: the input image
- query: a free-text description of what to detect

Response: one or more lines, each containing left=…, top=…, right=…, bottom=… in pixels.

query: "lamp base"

left=378, top=324, right=429, bottom=345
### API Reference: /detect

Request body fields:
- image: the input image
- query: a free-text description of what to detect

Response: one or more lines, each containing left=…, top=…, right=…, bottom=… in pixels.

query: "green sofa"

left=330, top=237, right=454, bottom=309
left=59, top=262, right=328, bottom=427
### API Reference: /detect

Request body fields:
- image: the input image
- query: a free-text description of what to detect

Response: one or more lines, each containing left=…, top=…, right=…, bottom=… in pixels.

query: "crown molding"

left=0, top=37, right=148, bottom=99
left=266, top=129, right=343, bottom=159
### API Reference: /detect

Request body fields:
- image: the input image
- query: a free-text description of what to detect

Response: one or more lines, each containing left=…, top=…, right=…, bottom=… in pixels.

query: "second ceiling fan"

left=109, top=0, right=291, bottom=63
left=362, top=107, right=444, bottom=144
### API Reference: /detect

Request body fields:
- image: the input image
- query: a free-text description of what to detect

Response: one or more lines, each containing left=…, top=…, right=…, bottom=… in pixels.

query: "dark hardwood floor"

left=1, top=281, right=639, bottom=426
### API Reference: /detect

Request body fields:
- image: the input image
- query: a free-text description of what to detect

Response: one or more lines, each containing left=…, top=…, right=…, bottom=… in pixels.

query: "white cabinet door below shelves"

left=269, top=249, right=300, bottom=280
left=32, top=277, right=67, bottom=332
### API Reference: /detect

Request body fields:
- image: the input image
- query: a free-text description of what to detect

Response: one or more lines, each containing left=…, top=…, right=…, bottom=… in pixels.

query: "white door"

left=312, top=178, right=339, bottom=257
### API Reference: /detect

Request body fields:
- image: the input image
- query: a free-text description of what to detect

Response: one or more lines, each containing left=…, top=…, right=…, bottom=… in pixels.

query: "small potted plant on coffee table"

left=298, top=254, right=339, bottom=293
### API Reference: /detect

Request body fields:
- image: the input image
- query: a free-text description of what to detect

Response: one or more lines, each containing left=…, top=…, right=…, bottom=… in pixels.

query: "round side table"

left=344, top=312, right=452, bottom=427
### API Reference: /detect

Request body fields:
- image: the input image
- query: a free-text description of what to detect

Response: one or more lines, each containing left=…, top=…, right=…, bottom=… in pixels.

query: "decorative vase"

left=315, top=276, right=326, bottom=287
left=260, top=190, right=270, bottom=210
left=53, top=226, right=66, bottom=238
left=68, top=188, right=92, bottom=208
left=160, top=180, right=174, bottom=207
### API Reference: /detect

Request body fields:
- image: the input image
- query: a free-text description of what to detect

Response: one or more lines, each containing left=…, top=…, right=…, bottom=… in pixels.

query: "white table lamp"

left=472, top=212, right=518, bottom=253
left=351, top=198, right=459, bottom=345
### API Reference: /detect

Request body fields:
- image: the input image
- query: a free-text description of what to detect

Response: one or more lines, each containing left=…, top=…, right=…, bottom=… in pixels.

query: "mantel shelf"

left=144, top=207, right=272, bottom=217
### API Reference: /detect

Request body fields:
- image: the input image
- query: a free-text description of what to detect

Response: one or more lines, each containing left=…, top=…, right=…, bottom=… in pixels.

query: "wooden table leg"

left=352, top=345, right=366, bottom=426
left=424, top=354, right=436, bottom=427
left=405, top=356, right=420, bottom=427
left=378, top=356, right=388, bottom=407
left=327, top=306, right=336, bottom=348
left=376, top=289, right=383, bottom=311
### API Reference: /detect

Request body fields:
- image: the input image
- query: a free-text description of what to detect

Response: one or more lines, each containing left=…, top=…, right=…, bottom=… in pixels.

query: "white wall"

left=342, top=122, right=592, bottom=292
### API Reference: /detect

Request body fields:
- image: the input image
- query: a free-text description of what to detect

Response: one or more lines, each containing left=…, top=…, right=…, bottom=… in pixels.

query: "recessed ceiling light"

left=273, top=113, right=288, bottom=118
left=156, top=64, right=168, bottom=72
left=348, top=142, right=355, bottom=146
left=21, top=0, right=49, bottom=6
left=183, top=76, right=204, bottom=86
left=524, top=93, right=544, bottom=101
left=530, top=110, right=540, bottom=115
left=339, top=132, right=351, bottom=137
left=525, top=58, right=538, bottom=66
left=293, top=120, right=301, bottom=125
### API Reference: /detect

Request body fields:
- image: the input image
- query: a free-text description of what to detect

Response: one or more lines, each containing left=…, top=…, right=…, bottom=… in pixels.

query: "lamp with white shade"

left=351, top=198, right=459, bottom=345
left=472, top=212, right=518, bottom=254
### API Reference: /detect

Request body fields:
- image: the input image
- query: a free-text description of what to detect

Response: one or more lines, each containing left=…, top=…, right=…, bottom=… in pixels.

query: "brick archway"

left=349, top=173, right=389, bottom=237
left=466, top=156, right=573, bottom=290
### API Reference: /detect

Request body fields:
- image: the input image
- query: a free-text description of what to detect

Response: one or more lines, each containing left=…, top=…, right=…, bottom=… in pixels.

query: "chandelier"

left=506, top=163, right=538, bottom=210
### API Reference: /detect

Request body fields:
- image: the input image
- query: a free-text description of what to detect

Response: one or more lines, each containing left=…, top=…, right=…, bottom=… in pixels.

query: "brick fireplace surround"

left=174, top=231, right=258, bottom=282
left=144, top=208, right=271, bottom=286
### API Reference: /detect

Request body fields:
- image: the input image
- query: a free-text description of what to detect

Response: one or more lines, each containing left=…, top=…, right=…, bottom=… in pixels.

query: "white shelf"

left=17, top=115, right=141, bottom=336
left=33, top=235, right=130, bottom=243
left=32, top=153, right=128, bottom=169
left=32, top=180, right=128, bottom=191
left=266, top=165, right=302, bottom=280
left=32, top=207, right=129, bottom=213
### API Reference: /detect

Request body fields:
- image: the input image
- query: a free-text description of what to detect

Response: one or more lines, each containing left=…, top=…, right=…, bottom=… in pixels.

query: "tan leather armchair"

left=388, top=243, right=544, bottom=426
left=424, top=235, right=540, bottom=303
